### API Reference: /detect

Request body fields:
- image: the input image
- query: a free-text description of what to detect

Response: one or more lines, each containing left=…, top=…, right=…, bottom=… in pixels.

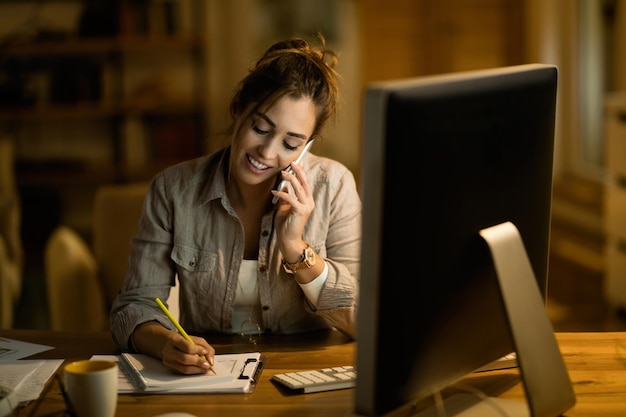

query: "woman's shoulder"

left=306, top=153, right=359, bottom=198
left=307, top=153, right=352, bottom=174
left=307, top=153, right=356, bottom=182
left=155, top=149, right=226, bottom=182
left=306, top=154, right=361, bottom=210
left=147, top=149, right=228, bottom=202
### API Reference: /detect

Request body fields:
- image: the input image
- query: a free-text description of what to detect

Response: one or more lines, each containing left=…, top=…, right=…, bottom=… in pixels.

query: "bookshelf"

left=0, top=0, right=207, bottom=250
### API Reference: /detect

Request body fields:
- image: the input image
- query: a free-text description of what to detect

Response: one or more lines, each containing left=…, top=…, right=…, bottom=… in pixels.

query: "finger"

left=289, top=161, right=308, bottom=187
left=272, top=171, right=302, bottom=205
left=277, top=166, right=304, bottom=202
left=163, top=347, right=212, bottom=375
left=170, top=334, right=197, bottom=354
left=170, top=334, right=207, bottom=353
left=271, top=188, right=296, bottom=206
left=166, top=357, right=211, bottom=375
left=288, top=162, right=313, bottom=202
left=190, top=337, right=216, bottom=368
left=190, top=336, right=213, bottom=354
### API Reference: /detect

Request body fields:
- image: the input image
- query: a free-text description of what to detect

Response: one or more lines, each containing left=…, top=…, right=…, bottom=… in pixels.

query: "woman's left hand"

left=272, top=161, right=314, bottom=256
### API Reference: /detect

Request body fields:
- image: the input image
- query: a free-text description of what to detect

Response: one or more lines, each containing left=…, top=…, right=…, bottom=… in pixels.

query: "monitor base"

left=412, top=393, right=529, bottom=417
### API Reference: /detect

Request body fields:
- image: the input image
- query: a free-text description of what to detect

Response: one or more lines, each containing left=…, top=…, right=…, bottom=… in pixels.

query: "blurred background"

left=0, top=0, right=625, bottom=331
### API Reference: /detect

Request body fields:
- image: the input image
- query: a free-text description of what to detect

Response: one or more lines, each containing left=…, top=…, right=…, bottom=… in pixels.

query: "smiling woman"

left=109, top=35, right=361, bottom=375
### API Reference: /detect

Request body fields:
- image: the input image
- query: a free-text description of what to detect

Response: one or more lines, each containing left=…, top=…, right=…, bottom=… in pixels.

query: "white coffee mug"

left=63, top=360, right=118, bottom=417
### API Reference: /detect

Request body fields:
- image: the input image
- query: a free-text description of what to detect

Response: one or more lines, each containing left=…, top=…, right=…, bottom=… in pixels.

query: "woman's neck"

left=227, top=178, right=273, bottom=260
left=227, top=176, right=274, bottom=212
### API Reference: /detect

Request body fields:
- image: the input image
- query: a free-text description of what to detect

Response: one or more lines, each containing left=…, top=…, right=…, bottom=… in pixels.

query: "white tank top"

left=232, top=260, right=262, bottom=334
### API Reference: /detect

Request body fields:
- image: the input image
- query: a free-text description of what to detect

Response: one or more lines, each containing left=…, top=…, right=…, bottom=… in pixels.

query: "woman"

left=110, top=35, right=361, bottom=375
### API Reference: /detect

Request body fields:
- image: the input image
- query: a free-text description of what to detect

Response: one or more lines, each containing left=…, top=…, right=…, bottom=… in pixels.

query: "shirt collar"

left=199, top=146, right=231, bottom=205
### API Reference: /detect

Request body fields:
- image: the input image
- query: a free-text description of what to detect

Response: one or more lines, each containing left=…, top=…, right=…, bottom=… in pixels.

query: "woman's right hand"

left=133, top=321, right=215, bottom=375
left=160, top=332, right=215, bottom=374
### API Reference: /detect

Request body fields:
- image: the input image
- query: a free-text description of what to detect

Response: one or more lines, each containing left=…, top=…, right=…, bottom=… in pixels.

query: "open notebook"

left=93, top=352, right=263, bottom=394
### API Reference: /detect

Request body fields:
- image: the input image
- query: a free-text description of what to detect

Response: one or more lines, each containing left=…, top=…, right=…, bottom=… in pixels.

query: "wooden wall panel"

left=359, top=0, right=525, bottom=84
left=358, top=0, right=425, bottom=82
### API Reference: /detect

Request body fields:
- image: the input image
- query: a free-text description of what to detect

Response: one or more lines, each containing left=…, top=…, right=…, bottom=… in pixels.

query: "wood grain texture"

left=4, top=329, right=626, bottom=416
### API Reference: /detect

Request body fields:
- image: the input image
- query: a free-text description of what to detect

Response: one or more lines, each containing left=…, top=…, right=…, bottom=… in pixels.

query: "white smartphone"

left=272, top=139, right=315, bottom=204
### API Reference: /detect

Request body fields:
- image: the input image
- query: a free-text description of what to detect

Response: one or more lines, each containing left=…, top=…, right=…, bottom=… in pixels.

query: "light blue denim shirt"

left=110, top=147, right=361, bottom=351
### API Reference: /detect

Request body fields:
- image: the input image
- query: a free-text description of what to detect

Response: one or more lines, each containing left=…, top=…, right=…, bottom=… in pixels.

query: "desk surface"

left=3, top=329, right=626, bottom=417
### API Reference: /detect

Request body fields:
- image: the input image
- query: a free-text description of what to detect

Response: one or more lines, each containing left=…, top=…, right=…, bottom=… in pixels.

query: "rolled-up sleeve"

left=305, top=159, right=361, bottom=339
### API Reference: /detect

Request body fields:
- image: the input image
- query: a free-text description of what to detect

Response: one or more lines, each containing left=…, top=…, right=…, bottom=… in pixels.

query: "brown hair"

left=228, top=34, right=340, bottom=140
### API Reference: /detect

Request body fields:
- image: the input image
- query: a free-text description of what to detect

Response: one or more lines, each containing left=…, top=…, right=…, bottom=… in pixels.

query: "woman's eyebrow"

left=255, top=112, right=276, bottom=127
left=255, top=112, right=308, bottom=140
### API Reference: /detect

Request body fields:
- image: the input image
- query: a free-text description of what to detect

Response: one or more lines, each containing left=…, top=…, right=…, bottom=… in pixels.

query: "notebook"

left=117, top=352, right=263, bottom=394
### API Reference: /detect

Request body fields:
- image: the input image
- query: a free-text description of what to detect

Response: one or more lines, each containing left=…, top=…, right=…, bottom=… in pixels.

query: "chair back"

left=92, top=182, right=149, bottom=313
left=45, top=225, right=106, bottom=331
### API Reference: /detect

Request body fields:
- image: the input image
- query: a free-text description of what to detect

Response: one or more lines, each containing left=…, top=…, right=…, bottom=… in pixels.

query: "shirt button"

left=259, top=265, right=267, bottom=273
left=262, top=305, right=269, bottom=311
left=261, top=230, right=269, bottom=237
left=189, top=259, right=196, bottom=267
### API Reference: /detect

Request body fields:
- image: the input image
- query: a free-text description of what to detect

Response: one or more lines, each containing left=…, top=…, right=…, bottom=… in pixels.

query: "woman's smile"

left=246, top=154, right=271, bottom=173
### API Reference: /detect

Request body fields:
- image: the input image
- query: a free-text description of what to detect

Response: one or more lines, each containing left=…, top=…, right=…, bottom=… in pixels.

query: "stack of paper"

left=0, top=360, right=63, bottom=405
left=0, top=338, right=63, bottom=406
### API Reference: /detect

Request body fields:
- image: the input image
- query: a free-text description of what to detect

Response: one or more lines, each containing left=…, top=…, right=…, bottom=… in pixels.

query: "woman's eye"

left=283, top=141, right=298, bottom=151
left=252, top=125, right=269, bottom=135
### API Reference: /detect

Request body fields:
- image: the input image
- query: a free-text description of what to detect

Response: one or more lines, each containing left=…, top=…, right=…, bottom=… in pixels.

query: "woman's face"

left=231, top=95, right=317, bottom=189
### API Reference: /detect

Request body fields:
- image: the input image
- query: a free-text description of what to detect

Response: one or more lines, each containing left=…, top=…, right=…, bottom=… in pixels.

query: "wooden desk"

left=3, top=329, right=626, bottom=417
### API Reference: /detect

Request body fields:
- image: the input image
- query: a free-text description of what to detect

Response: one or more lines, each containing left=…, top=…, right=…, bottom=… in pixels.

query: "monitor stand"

left=412, top=393, right=530, bottom=417
left=417, top=221, right=576, bottom=417
left=478, top=221, right=576, bottom=416
left=349, top=221, right=577, bottom=417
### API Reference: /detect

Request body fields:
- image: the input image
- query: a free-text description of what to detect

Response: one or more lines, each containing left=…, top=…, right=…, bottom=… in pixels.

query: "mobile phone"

left=272, top=139, right=315, bottom=204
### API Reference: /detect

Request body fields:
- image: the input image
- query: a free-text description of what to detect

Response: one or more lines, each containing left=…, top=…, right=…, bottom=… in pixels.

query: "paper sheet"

left=0, top=359, right=63, bottom=405
left=0, top=337, right=54, bottom=360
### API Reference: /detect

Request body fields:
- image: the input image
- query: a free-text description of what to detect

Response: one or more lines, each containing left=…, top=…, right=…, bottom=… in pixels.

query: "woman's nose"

left=258, top=137, right=280, bottom=159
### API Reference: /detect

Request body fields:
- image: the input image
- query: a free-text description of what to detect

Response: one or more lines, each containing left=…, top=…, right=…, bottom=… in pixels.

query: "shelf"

left=0, top=99, right=205, bottom=121
left=16, top=161, right=161, bottom=188
left=0, top=103, right=116, bottom=120
left=0, top=35, right=203, bottom=57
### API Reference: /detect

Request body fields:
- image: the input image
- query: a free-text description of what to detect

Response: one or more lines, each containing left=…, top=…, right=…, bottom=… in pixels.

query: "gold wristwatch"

left=282, top=243, right=316, bottom=274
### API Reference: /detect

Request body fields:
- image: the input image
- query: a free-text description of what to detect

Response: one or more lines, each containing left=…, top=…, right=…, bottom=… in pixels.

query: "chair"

left=0, top=136, right=23, bottom=329
left=91, top=182, right=151, bottom=313
left=45, top=181, right=179, bottom=331
left=45, top=225, right=106, bottom=331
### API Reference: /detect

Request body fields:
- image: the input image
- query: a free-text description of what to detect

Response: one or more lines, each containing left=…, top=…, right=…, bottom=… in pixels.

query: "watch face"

left=282, top=244, right=316, bottom=274
left=305, top=246, right=316, bottom=266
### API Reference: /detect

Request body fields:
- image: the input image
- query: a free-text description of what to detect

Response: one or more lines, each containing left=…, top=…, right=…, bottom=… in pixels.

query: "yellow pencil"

left=154, top=297, right=215, bottom=373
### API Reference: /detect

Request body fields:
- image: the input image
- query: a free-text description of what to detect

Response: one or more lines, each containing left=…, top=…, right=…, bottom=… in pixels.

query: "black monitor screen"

left=355, top=64, right=559, bottom=416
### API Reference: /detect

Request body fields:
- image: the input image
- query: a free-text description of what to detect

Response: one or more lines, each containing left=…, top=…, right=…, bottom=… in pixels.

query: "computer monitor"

left=354, top=64, right=576, bottom=417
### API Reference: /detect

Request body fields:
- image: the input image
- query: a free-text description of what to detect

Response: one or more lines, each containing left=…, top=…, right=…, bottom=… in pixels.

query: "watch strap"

left=282, top=243, right=314, bottom=274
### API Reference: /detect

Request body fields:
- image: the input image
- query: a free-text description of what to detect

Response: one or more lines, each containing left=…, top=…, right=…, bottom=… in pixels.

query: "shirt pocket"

left=171, top=245, right=214, bottom=272
left=170, top=245, right=222, bottom=325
